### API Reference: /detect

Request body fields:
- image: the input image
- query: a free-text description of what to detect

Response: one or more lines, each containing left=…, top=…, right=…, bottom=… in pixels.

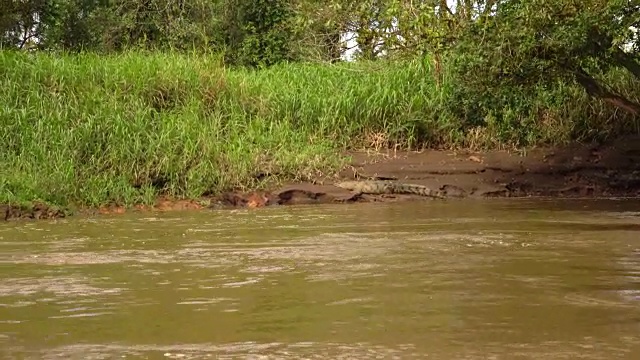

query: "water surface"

left=1, top=199, right=639, bottom=359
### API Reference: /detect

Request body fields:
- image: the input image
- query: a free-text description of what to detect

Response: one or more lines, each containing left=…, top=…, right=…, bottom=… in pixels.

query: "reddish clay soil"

left=4, top=136, right=640, bottom=221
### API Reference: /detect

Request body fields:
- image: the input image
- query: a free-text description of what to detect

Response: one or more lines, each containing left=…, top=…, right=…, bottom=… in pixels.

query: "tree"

left=449, top=0, right=640, bottom=116
left=223, top=0, right=296, bottom=67
left=1, top=0, right=54, bottom=50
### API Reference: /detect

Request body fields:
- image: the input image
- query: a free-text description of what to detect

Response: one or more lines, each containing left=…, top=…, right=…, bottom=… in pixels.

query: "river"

left=1, top=199, right=639, bottom=359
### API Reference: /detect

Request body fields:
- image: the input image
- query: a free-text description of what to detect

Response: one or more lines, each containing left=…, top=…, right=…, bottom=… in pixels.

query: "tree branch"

left=572, top=67, right=640, bottom=115
left=611, top=46, right=640, bottom=80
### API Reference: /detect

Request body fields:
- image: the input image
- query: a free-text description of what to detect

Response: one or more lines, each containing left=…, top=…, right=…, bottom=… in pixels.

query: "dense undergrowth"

left=1, top=50, right=639, bottom=207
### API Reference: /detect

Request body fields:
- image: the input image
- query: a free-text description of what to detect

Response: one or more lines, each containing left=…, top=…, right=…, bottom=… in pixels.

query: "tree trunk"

left=611, top=46, right=640, bottom=80
left=573, top=67, right=640, bottom=116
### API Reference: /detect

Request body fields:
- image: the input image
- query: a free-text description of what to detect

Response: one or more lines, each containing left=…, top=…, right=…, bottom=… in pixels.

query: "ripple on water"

left=3, top=342, right=423, bottom=360
left=0, top=276, right=124, bottom=322
left=0, top=276, right=126, bottom=298
left=0, top=250, right=179, bottom=265
left=5, top=339, right=640, bottom=360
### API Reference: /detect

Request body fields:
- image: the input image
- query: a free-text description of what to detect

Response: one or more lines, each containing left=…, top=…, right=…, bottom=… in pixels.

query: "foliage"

left=1, top=51, right=639, bottom=207
left=223, top=0, right=296, bottom=67
left=0, top=0, right=55, bottom=49
left=1, top=0, right=640, bottom=208
left=444, top=0, right=640, bottom=130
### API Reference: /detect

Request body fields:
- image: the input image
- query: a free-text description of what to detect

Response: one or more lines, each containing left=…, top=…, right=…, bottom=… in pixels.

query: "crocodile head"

left=334, top=181, right=359, bottom=190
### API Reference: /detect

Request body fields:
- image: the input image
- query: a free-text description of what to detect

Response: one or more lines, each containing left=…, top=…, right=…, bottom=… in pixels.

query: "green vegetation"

left=2, top=50, right=638, bottom=207
left=1, top=51, right=343, bottom=207
left=1, top=0, right=639, bottom=209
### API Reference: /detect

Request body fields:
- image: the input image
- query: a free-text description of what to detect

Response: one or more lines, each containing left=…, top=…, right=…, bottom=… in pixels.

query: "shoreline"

left=4, top=51, right=639, bottom=218
left=4, top=137, right=640, bottom=221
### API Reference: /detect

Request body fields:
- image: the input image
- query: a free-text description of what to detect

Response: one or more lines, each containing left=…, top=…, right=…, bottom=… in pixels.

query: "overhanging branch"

left=572, top=67, right=640, bottom=115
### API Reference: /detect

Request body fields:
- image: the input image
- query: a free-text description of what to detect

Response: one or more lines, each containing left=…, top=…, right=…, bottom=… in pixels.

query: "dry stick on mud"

left=335, top=180, right=447, bottom=199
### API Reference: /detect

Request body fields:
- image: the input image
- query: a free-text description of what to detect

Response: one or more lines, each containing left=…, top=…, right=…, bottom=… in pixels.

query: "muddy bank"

left=4, top=137, right=640, bottom=221
left=271, top=136, right=640, bottom=206
left=1, top=203, right=71, bottom=221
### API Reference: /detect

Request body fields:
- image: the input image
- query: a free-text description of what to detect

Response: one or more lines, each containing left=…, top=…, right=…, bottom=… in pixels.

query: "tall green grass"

left=1, top=50, right=638, bottom=207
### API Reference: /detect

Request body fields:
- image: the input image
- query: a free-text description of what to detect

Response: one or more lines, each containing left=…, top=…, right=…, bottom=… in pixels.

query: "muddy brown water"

left=1, top=199, right=639, bottom=359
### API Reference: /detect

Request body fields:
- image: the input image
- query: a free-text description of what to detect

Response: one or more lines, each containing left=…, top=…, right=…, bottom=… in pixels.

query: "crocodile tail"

left=427, top=189, right=446, bottom=198
left=412, top=185, right=445, bottom=198
left=397, top=184, right=426, bottom=196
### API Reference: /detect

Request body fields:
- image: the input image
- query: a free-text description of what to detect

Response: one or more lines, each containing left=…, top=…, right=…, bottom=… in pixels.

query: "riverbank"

left=4, top=135, right=640, bottom=221
left=2, top=51, right=639, bottom=220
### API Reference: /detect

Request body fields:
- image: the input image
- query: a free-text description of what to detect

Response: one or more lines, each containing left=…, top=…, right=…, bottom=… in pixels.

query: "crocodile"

left=334, top=180, right=446, bottom=199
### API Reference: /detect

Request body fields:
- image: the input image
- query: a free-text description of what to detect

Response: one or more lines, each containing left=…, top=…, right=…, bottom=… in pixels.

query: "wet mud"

left=1, top=203, right=70, bottom=221
left=273, top=135, right=640, bottom=205
left=4, top=136, right=640, bottom=220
